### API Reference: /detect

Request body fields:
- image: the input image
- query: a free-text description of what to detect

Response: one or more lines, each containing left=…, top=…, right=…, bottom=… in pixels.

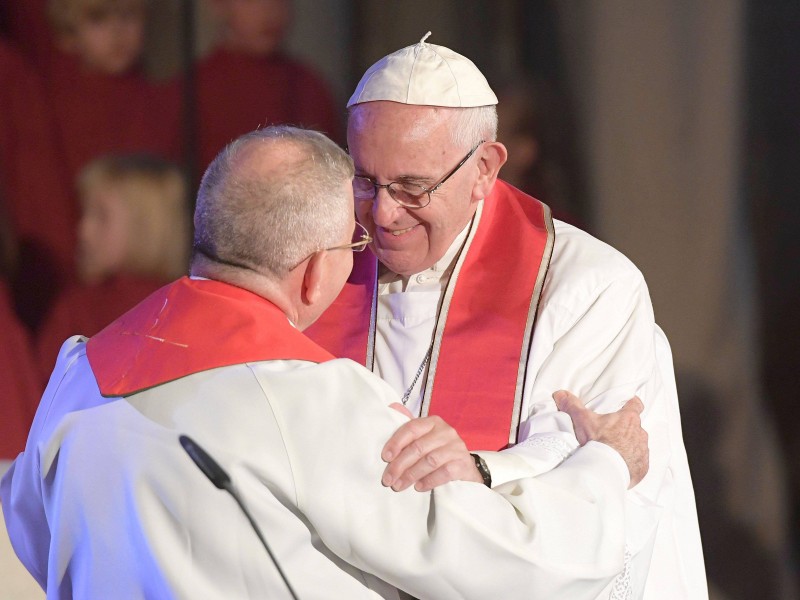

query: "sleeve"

left=481, top=266, right=660, bottom=487
left=0, top=337, right=87, bottom=588
left=260, top=359, right=631, bottom=600
left=472, top=229, right=701, bottom=597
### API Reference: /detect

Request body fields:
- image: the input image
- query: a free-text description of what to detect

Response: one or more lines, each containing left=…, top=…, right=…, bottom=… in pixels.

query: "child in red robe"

left=37, top=154, right=190, bottom=380
left=0, top=40, right=76, bottom=330
left=44, top=0, right=182, bottom=182
left=196, top=0, right=341, bottom=170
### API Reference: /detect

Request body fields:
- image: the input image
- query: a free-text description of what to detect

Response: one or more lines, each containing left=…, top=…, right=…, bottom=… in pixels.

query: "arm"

left=262, top=359, right=637, bottom=600
left=483, top=265, right=662, bottom=487
left=380, top=229, right=682, bottom=596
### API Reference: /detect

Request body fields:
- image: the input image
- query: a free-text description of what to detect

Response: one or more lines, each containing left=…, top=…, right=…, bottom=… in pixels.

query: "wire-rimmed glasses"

left=352, top=141, right=484, bottom=209
left=325, top=220, right=372, bottom=253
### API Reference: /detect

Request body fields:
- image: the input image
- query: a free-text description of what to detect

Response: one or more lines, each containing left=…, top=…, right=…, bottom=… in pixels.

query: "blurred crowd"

left=0, top=0, right=342, bottom=461
left=2, top=2, right=798, bottom=599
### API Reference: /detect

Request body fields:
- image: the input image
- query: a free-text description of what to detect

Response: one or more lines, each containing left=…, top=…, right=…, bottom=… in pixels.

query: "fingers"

left=381, top=417, right=435, bottom=463
left=393, top=447, right=478, bottom=492
left=553, top=389, right=595, bottom=446
left=380, top=416, right=480, bottom=491
left=621, top=396, right=644, bottom=415
left=552, top=389, right=582, bottom=413
left=388, top=402, right=414, bottom=419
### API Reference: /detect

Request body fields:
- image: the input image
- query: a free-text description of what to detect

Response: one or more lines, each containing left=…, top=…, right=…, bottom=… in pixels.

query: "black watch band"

left=470, top=453, right=492, bottom=487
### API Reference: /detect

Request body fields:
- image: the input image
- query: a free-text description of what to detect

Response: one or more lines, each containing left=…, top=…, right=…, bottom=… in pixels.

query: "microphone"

left=179, top=435, right=300, bottom=600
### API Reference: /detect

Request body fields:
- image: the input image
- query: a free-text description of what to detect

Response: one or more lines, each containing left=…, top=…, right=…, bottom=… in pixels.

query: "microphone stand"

left=179, top=435, right=300, bottom=600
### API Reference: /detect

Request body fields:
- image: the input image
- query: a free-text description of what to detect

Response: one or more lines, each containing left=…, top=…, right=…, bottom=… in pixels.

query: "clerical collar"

left=378, top=212, right=476, bottom=292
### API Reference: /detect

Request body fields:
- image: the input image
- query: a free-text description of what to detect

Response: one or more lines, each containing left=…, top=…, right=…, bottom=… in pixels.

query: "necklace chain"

left=401, top=342, right=434, bottom=405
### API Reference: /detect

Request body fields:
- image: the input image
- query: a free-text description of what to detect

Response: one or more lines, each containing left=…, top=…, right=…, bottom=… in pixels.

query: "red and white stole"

left=307, top=180, right=554, bottom=450
left=88, top=277, right=334, bottom=397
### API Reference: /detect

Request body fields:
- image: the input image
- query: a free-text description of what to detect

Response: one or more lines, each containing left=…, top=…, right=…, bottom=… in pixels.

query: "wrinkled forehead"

left=347, top=102, right=457, bottom=151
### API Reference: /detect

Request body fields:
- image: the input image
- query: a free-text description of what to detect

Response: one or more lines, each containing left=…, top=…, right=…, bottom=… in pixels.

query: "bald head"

left=193, top=126, right=354, bottom=281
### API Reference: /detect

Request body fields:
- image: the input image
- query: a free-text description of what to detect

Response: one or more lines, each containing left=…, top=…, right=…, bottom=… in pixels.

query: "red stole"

left=307, top=180, right=554, bottom=450
left=87, top=277, right=334, bottom=397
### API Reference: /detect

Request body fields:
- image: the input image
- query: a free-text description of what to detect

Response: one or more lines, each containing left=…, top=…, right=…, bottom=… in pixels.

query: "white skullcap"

left=347, top=32, right=498, bottom=108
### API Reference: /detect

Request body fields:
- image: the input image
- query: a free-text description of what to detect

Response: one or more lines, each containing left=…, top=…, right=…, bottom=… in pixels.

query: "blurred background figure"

left=36, top=154, right=190, bottom=381
left=0, top=205, right=43, bottom=600
left=0, top=39, right=75, bottom=332
left=195, top=0, right=341, bottom=172
left=495, top=78, right=588, bottom=229
left=43, top=0, right=182, bottom=184
left=0, top=206, right=41, bottom=462
left=1, top=1, right=799, bottom=598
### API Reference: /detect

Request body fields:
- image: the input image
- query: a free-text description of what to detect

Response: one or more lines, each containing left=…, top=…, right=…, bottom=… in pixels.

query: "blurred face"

left=347, top=102, right=481, bottom=277
left=216, top=0, right=291, bottom=55
left=67, top=8, right=145, bottom=74
left=78, top=185, right=131, bottom=282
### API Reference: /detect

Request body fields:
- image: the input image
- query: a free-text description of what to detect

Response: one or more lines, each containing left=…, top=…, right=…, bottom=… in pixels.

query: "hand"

left=388, top=402, right=414, bottom=418
left=553, top=390, right=649, bottom=488
left=381, top=414, right=483, bottom=492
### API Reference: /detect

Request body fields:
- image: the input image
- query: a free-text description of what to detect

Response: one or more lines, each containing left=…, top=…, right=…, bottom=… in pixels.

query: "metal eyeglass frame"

left=352, top=140, right=485, bottom=209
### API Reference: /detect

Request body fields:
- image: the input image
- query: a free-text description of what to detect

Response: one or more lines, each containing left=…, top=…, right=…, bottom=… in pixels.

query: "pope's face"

left=347, top=102, right=480, bottom=277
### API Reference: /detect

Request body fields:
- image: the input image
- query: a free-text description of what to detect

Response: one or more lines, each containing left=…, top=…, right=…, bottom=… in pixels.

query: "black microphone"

left=179, top=434, right=300, bottom=600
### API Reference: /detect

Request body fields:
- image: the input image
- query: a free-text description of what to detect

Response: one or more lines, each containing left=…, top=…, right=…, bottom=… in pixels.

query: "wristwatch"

left=470, top=453, right=492, bottom=488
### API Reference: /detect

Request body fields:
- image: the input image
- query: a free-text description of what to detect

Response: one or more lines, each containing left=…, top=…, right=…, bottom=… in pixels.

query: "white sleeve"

left=473, top=224, right=705, bottom=598
left=259, top=359, right=631, bottom=600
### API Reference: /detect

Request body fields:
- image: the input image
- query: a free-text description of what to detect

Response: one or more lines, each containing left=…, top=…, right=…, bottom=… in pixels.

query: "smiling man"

left=307, top=33, right=708, bottom=599
left=2, top=126, right=649, bottom=599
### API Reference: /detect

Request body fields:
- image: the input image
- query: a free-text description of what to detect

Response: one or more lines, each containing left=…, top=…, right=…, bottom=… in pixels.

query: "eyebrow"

left=354, top=171, right=434, bottom=185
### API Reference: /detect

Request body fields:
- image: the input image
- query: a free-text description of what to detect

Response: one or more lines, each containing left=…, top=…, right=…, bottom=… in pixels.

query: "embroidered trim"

left=511, top=203, right=555, bottom=445
left=609, top=547, right=633, bottom=600
left=515, top=435, right=574, bottom=461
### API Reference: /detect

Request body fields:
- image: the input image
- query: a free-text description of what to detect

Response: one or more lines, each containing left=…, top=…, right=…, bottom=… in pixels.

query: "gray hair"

left=347, top=104, right=497, bottom=152
left=193, top=126, right=354, bottom=278
left=447, top=105, right=498, bottom=150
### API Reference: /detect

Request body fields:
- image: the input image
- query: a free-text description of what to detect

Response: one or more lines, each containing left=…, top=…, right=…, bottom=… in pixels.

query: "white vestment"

left=2, top=335, right=632, bottom=599
left=375, top=217, right=708, bottom=599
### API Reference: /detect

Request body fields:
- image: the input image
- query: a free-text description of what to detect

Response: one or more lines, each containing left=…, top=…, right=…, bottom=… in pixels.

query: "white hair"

left=447, top=105, right=498, bottom=150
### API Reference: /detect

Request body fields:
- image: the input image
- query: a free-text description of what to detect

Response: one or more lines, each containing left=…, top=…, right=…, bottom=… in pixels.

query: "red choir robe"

left=0, top=281, right=42, bottom=459
left=36, top=275, right=167, bottom=384
left=0, top=41, right=76, bottom=268
left=196, top=48, right=341, bottom=170
left=0, top=0, right=54, bottom=70
left=46, top=52, right=182, bottom=182
left=0, top=41, right=77, bottom=329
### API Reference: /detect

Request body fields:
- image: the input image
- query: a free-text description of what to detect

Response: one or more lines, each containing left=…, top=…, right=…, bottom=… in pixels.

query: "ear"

left=300, top=250, right=327, bottom=306
left=470, top=141, right=508, bottom=202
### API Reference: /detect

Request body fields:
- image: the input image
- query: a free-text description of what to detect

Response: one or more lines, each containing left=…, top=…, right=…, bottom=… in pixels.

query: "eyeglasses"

left=325, top=220, right=372, bottom=253
left=352, top=141, right=484, bottom=209
left=290, top=221, right=372, bottom=271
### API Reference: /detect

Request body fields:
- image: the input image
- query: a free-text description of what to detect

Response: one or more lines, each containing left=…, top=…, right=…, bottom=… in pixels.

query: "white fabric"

left=347, top=32, right=498, bottom=108
left=1, top=336, right=633, bottom=599
left=373, top=218, right=708, bottom=599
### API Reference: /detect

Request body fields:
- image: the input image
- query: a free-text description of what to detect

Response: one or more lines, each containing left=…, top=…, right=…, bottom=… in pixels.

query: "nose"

left=371, top=186, right=405, bottom=227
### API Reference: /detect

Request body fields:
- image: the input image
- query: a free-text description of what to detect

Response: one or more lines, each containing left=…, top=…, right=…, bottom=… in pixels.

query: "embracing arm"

left=262, top=360, right=640, bottom=600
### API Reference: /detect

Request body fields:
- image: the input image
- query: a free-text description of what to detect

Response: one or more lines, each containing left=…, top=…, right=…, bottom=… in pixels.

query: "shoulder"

left=247, top=358, right=399, bottom=410
left=545, top=219, right=647, bottom=305
left=244, top=358, right=406, bottom=457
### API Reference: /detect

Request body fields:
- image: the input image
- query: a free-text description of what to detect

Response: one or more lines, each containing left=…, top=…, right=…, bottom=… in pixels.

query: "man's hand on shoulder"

left=381, top=411, right=483, bottom=492
left=553, top=390, right=649, bottom=488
